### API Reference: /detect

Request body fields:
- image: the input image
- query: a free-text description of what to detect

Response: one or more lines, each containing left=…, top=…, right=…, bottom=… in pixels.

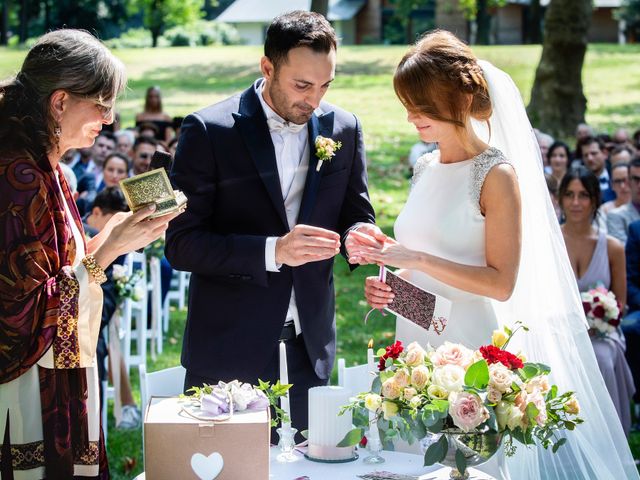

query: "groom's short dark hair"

left=264, top=10, right=337, bottom=69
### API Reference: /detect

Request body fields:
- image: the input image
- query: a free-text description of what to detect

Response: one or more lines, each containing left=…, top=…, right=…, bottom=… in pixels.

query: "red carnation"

left=582, top=302, right=591, bottom=315
left=378, top=340, right=404, bottom=371
left=592, top=305, right=605, bottom=319
left=479, top=345, right=524, bottom=370
left=609, top=317, right=621, bottom=327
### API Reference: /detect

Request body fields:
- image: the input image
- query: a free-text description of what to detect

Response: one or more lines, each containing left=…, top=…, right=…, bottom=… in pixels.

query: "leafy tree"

left=458, top=0, right=507, bottom=44
left=527, top=0, right=592, bottom=138
left=131, top=0, right=207, bottom=47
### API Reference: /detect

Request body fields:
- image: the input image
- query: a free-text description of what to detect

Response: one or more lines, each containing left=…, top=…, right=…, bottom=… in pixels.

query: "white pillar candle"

left=279, top=341, right=292, bottom=429
left=367, top=347, right=380, bottom=443
left=307, top=386, right=354, bottom=461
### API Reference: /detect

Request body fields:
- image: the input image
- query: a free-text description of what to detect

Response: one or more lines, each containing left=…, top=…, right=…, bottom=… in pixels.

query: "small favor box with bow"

left=144, top=396, right=270, bottom=480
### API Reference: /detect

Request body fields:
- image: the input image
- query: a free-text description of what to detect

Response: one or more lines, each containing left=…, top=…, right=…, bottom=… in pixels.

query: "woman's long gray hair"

left=0, top=29, right=126, bottom=162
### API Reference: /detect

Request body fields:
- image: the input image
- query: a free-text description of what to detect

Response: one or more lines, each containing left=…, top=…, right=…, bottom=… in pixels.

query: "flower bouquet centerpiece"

left=581, top=286, right=622, bottom=338
left=338, top=323, right=583, bottom=479
left=181, top=379, right=291, bottom=425
left=112, top=264, right=144, bottom=304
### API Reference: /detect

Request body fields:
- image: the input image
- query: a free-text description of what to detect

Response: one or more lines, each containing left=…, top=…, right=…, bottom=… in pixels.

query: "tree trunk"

left=475, top=0, right=492, bottom=45
left=151, top=28, right=160, bottom=47
left=527, top=0, right=592, bottom=139
left=44, top=0, right=51, bottom=31
left=0, top=0, right=8, bottom=46
left=310, top=0, right=329, bottom=17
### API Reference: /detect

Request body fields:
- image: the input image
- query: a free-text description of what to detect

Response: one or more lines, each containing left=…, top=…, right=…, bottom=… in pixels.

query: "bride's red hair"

left=394, top=30, right=492, bottom=145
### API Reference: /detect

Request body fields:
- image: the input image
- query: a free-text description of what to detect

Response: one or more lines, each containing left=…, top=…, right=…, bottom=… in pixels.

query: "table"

left=134, top=447, right=496, bottom=479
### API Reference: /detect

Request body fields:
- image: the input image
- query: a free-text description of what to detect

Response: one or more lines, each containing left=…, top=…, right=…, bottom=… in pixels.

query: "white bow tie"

left=267, top=117, right=306, bottom=135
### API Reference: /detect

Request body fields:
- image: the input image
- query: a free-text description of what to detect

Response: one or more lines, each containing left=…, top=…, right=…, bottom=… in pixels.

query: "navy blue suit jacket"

left=626, top=220, right=640, bottom=311
left=165, top=81, right=375, bottom=382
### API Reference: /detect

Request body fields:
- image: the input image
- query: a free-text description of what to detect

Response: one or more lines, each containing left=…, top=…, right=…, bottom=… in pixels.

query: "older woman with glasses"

left=0, top=30, right=182, bottom=478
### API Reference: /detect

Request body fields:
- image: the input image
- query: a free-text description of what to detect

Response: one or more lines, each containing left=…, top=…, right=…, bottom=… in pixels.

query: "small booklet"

left=380, top=266, right=451, bottom=335
left=120, top=168, right=187, bottom=219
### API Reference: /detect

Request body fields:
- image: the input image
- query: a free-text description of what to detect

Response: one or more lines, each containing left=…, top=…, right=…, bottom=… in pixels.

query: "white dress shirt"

left=257, top=80, right=310, bottom=335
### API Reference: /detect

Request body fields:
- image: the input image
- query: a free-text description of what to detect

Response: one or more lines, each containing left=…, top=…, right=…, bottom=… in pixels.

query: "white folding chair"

left=138, top=364, right=187, bottom=419
left=337, top=358, right=374, bottom=397
left=163, top=270, right=190, bottom=332
left=122, top=251, right=148, bottom=373
left=147, top=256, right=163, bottom=357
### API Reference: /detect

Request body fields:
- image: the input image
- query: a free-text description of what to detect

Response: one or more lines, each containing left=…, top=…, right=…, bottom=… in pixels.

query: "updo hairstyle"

left=393, top=30, right=492, bottom=144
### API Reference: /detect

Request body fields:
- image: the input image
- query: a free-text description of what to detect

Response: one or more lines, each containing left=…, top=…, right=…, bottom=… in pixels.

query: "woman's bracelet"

left=82, top=254, right=107, bottom=285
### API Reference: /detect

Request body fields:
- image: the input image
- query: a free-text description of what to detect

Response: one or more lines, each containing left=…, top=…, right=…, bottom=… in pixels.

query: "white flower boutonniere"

left=315, top=135, right=342, bottom=172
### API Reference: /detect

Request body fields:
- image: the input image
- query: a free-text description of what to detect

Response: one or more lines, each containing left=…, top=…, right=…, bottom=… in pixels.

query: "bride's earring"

left=54, top=124, right=62, bottom=154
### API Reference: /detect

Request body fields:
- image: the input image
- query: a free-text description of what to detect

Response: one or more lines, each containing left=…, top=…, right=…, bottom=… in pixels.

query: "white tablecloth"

left=135, top=447, right=496, bottom=479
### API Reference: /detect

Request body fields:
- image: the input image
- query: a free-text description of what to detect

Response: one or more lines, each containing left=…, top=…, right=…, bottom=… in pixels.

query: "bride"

left=348, top=30, right=639, bottom=479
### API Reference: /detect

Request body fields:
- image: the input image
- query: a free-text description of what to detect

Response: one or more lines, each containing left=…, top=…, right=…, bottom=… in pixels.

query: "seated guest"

left=610, top=145, right=634, bottom=167
left=131, top=135, right=158, bottom=176
left=115, top=129, right=136, bottom=158
left=97, top=152, right=130, bottom=192
left=607, top=158, right=640, bottom=243
left=534, top=129, right=554, bottom=170
left=547, top=140, right=571, bottom=184
left=559, top=167, right=635, bottom=436
left=581, top=136, right=614, bottom=203
left=138, top=121, right=160, bottom=140
left=545, top=172, right=561, bottom=221
left=601, top=163, right=630, bottom=216
left=574, top=122, right=595, bottom=162
left=135, top=86, right=174, bottom=142
left=624, top=219, right=640, bottom=429
left=84, top=188, right=142, bottom=429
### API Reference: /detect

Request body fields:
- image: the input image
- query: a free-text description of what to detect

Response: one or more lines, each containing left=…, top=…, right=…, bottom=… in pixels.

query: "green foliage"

left=131, top=0, right=207, bottom=46
left=458, top=0, right=507, bottom=20
left=464, top=360, right=490, bottom=390
left=616, top=0, right=640, bottom=40
left=423, top=434, right=448, bottom=465
left=163, top=20, right=242, bottom=47
left=337, top=427, right=365, bottom=447
left=104, top=28, right=157, bottom=49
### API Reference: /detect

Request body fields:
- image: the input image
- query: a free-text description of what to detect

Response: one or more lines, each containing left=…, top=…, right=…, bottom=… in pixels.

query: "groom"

left=165, top=11, right=379, bottom=436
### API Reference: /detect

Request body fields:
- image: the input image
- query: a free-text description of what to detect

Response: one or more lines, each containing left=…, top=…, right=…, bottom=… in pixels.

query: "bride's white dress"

left=394, top=146, right=511, bottom=480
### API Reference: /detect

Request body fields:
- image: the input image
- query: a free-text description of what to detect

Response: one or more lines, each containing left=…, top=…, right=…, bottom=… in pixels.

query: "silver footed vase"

left=420, top=428, right=503, bottom=479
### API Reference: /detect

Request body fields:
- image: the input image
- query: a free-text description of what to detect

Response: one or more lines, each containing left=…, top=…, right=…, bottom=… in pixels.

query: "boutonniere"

left=315, top=135, right=342, bottom=172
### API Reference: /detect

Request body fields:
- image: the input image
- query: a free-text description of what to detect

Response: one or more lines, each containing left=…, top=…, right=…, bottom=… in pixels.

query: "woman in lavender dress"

left=559, top=166, right=635, bottom=435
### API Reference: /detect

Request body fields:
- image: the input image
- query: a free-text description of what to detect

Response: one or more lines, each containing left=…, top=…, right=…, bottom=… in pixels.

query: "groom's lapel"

left=298, top=110, right=335, bottom=224
left=233, top=83, right=288, bottom=229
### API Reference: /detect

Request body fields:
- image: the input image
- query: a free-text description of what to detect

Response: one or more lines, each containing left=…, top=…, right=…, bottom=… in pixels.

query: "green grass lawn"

left=1, top=43, right=639, bottom=478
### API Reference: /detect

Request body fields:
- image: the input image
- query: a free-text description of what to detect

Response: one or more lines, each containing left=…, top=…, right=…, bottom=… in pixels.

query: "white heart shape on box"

left=190, top=452, right=224, bottom=480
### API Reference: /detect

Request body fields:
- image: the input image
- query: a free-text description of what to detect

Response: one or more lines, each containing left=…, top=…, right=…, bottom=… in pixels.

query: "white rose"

left=112, top=264, right=127, bottom=280
left=382, top=379, right=402, bottom=400
left=489, top=363, right=514, bottom=394
left=381, top=401, right=399, bottom=420
left=525, top=375, right=550, bottom=394
left=486, top=387, right=502, bottom=404
left=410, top=365, right=431, bottom=389
left=403, top=387, right=418, bottom=400
left=393, top=368, right=410, bottom=388
left=432, top=342, right=474, bottom=369
left=427, top=384, right=449, bottom=400
left=432, top=364, right=465, bottom=393
left=364, top=393, right=382, bottom=412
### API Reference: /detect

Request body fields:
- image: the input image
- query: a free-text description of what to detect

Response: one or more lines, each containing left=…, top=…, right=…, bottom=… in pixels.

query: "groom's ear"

left=260, top=56, right=275, bottom=81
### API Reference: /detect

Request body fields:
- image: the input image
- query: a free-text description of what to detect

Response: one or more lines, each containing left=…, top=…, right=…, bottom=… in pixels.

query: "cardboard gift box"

left=144, top=396, right=270, bottom=480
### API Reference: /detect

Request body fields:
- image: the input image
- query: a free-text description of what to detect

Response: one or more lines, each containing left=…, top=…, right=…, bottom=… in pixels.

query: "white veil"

left=474, top=61, right=639, bottom=479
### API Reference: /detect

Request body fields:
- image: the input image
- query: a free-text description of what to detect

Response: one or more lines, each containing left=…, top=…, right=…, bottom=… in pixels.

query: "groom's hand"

left=275, top=225, right=341, bottom=267
left=346, top=224, right=386, bottom=264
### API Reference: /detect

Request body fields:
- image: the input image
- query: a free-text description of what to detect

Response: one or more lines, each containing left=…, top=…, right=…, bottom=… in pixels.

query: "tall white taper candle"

left=279, top=340, right=292, bottom=429
left=367, top=344, right=381, bottom=442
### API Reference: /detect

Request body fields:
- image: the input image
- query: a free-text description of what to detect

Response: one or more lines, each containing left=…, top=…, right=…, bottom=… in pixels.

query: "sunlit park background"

left=2, top=0, right=640, bottom=478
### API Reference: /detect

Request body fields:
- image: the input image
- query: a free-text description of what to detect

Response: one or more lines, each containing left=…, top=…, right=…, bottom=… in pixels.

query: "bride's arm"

left=358, top=165, right=521, bottom=302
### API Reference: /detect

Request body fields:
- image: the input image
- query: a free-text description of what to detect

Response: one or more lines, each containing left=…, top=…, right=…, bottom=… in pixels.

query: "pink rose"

left=527, top=389, right=548, bottom=426
left=432, top=342, right=474, bottom=369
left=448, top=392, right=490, bottom=432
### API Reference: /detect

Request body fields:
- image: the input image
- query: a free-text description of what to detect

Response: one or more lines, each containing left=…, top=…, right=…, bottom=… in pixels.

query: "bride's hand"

left=365, top=276, right=395, bottom=309
left=357, top=240, right=421, bottom=270
left=346, top=226, right=386, bottom=264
